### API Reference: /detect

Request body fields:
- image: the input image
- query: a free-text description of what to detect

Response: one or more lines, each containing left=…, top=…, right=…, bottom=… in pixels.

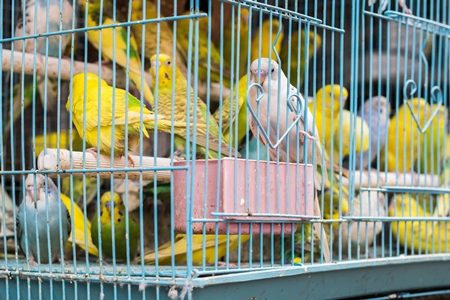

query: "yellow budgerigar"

left=383, top=98, right=431, bottom=172
left=309, top=85, right=370, bottom=162
left=280, top=29, right=322, bottom=87
left=251, top=19, right=283, bottom=63
left=66, top=72, right=188, bottom=166
left=309, top=85, right=348, bottom=149
left=417, top=104, right=448, bottom=174
left=139, top=234, right=250, bottom=266
left=176, top=11, right=231, bottom=87
left=150, top=53, right=236, bottom=158
left=223, top=7, right=250, bottom=77
left=130, top=0, right=188, bottom=77
left=86, top=0, right=154, bottom=105
left=61, top=193, right=99, bottom=256
left=213, top=74, right=250, bottom=147
left=389, top=194, right=450, bottom=253
left=332, top=109, right=371, bottom=162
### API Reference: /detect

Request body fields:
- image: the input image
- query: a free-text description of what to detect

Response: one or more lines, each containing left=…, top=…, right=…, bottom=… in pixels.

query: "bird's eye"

left=165, top=60, right=171, bottom=66
left=271, top=68, right=274, bottom=73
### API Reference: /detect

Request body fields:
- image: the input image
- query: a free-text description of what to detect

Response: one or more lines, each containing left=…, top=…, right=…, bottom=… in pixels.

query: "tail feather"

left=129, top=71, right=154, bottom=105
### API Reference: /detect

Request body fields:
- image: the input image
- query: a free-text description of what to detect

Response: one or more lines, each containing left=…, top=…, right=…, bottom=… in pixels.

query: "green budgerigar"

left=91, top=192, right=139, bottom=261
left=213, top=74, right=250, bottom=147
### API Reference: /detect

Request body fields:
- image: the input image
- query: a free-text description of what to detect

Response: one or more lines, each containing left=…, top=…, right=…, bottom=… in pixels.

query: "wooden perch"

left=2, top=49, right=153, bottom=89
left=37, top=149, right=174, bottom=182
left=341, top=170, right=440, bottom=189
left=3, top=49, right=228, bottom=103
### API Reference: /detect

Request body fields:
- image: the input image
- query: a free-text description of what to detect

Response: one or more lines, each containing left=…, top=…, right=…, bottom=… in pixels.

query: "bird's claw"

left=126, top=154, right=136, bottom=168
left=28, top=257, right=38, bottom=267
left=86, top=147, right=98, bottom=158
left=217, top=261, right=237, bottom=267
left=100, top=58, right=111, bottom=66
left=57, top=254, right=69, bottom=265
left=172, top=148, right=186, bottom=161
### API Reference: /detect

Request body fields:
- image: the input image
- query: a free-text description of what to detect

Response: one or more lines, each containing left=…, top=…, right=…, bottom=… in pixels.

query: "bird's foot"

left=217, top=261, right=237, bottom=267
left=96, top=258, right=110, bottom=265
left=86, top=147, right=99, bottom=158
left=398, top=0, right=412, bottom=14
left=57, top=254, right=70, bottom=265
left=125, top=154, right=136, bottom=168
left=172, top=148, right=185, bottom=161
left=35, top=53, right=45, bottom=65
left=100, top=58, right=111, bottom=66
left=27, top=256, right=38, bottom=267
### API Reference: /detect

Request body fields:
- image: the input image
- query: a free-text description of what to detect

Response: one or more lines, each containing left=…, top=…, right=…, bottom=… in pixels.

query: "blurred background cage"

left=1, top=0, right=450, bottom=299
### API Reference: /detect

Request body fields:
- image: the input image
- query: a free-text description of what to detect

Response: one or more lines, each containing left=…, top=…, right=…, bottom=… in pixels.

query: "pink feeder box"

left=173, top=158, right=315, bottom=235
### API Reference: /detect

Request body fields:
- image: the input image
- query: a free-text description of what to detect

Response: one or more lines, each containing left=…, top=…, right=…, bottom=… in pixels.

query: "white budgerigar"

left=247, top=58, right=328, bottom=189
left=14, top=0, right=74, bottom=112
left=17, top=174, right=71, bottom=265
left=247, top=58, right=331, bottom=262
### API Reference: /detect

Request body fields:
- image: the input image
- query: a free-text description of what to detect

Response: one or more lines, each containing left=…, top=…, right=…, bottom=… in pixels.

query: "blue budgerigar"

left=343, top=96, right=390, bottom=170
left=14, top=0, right=74, bottom=112
left=17, top=174, right=71, bottom=265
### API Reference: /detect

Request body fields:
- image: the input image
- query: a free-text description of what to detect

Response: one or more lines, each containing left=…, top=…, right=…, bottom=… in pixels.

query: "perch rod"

left=341, top=170, right=440, bottom=189
left=2, top=49, right=153, bottom=88
left=37, top=149, right=175, bottom=182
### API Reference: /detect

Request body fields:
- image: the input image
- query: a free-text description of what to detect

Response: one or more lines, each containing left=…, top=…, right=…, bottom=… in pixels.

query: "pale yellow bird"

left=417, top=104, right=448, bottom=174
left=150, top=53, right=236, bottom=158
left=383, top=98, right=431, bottom=172
left=332, top=109, right=371, bottom=162
left=389, top=194, right=450, bottom=253
left=309, top=85, right=349, bottom=150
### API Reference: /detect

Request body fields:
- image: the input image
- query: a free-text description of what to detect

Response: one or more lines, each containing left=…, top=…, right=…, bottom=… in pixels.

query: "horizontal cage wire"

left=0, top=0, right=450, bottom=299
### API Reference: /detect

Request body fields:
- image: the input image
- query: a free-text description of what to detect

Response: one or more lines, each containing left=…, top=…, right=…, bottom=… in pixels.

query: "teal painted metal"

left=1, top=0, right=450, bottom=299
left=2, top=256, right=450, bottom=299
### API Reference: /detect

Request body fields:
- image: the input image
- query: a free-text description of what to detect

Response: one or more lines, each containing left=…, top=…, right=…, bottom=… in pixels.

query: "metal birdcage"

left=1, top=0, right=450, bottom=299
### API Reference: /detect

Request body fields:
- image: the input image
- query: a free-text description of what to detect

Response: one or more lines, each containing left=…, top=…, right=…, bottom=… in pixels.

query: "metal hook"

left=246, top=83, right=315, bottom=150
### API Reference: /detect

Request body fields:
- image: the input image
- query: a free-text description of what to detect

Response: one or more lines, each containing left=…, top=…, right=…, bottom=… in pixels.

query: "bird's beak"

left=26, top=186, right=36, bottom=200
left=150, top=60, right=159, bottom=76
left=252, top=69, right=267, bottom=85
left=104, top=201, right=112, bottom=212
